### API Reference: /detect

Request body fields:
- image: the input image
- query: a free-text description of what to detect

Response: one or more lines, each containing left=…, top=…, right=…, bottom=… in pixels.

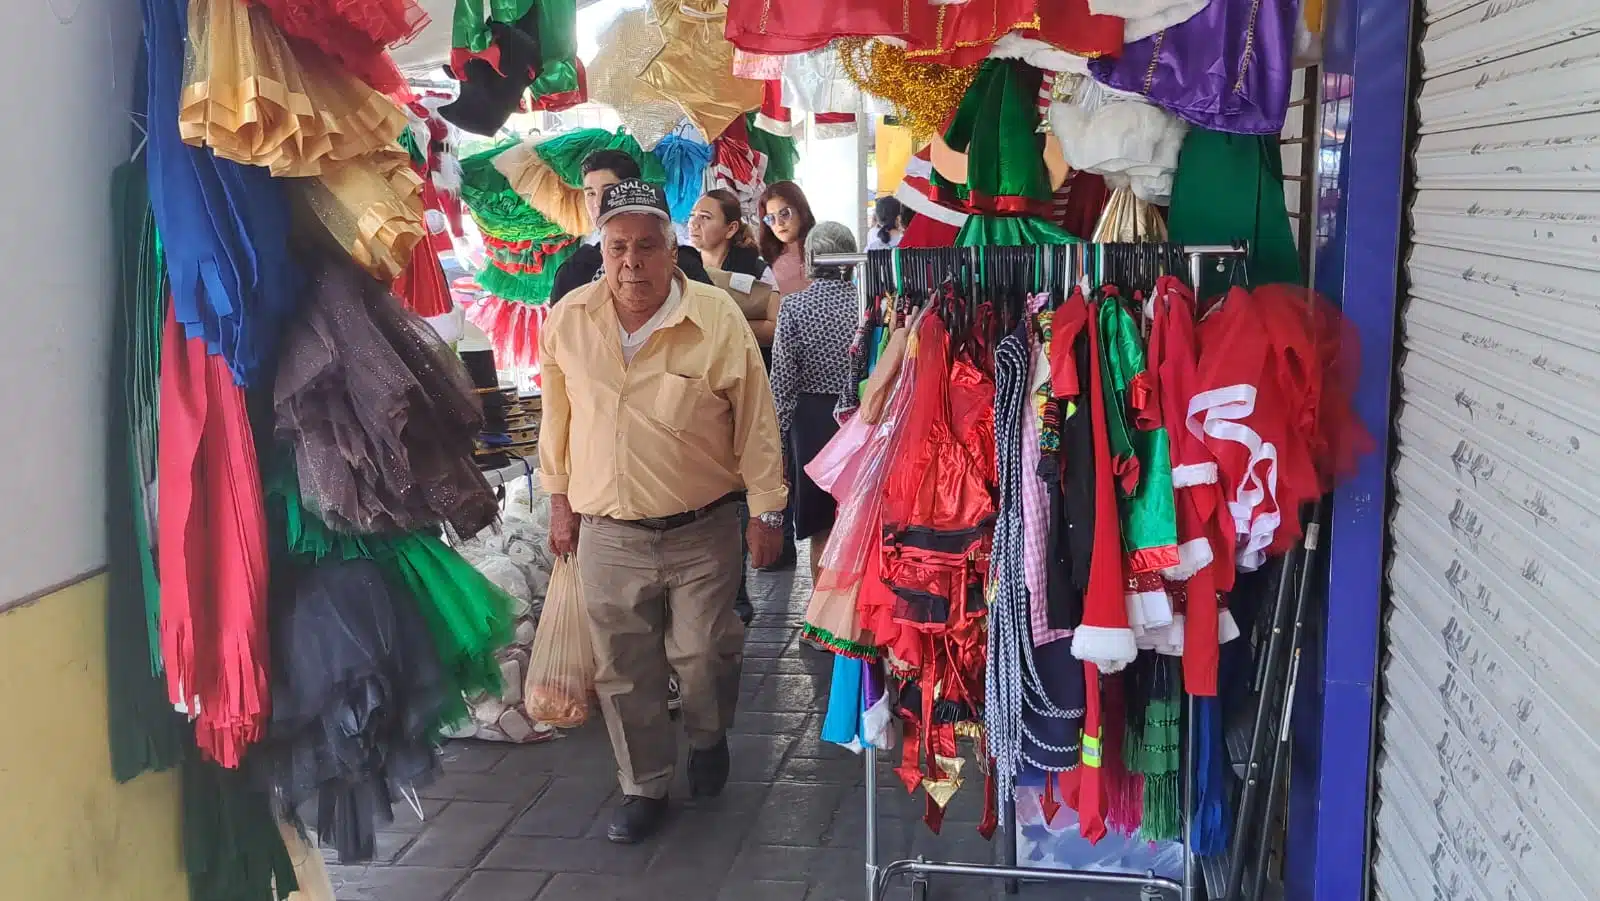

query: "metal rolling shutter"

left=1372, top=3, right=1600, bottom=900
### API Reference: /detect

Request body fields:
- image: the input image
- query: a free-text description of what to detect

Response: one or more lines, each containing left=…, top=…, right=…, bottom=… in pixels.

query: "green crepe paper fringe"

left=460, top=142, right=570, bottom=243
left=800, top=623, right=880, bottom=661
left=534, top=127, right=666, bottom=188
left=478, top=238, right=581, bottom=304
left=745, top=113, right=798, bottom=184
left=182, top=756, right=298, bottom=901
left=106, top=161, right=186, bottom=782
left=267, top=464, right=514, bottom=732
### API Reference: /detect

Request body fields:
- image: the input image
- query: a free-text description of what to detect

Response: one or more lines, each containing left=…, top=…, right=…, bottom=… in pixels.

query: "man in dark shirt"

left=548, top=150, right=712, bottom=305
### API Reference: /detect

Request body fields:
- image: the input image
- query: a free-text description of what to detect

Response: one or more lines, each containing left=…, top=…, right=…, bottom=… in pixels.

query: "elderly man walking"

left=538, top=180, right=788, bottom=843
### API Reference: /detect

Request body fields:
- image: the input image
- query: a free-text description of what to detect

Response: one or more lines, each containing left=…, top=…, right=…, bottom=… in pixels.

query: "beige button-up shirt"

left=538, top=273, right=789, bottom=520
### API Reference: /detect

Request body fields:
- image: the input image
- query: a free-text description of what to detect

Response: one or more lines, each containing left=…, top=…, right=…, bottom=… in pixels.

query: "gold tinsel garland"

left=836, top=39, right=979, bottom=141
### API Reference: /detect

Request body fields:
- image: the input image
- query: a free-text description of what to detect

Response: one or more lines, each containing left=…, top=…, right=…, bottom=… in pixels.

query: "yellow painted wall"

left=0, top=576, right=186, bottom=901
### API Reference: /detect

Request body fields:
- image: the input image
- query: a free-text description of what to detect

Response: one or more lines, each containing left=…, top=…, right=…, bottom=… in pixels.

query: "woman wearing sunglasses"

left=756, top=181, right=817, bottom=299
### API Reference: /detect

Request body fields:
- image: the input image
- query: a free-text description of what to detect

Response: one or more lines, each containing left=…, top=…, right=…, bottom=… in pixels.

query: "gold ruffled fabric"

left=491, top=142, right=590, bottom=237
left=638, top=0, right=763, bottom=141
left=291, top=153, right=425, bottom=281
left=180, top=0, right=408, bottom=177
left=1092, top=186, right=1169, bottom=243
left=586, top=8, right=683, bottom=151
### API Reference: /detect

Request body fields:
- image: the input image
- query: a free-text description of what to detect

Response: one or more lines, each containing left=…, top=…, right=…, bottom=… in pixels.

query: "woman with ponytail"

left=866, top=195, right=905, bottom=251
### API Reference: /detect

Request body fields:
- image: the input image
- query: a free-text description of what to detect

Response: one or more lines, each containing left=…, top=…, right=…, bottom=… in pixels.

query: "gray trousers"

left=577, top=505, right=746, bottom=798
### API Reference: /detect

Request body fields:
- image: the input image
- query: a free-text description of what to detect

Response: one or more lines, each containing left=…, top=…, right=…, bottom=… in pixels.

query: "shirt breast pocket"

left=653, top=372, right=712, bottom=433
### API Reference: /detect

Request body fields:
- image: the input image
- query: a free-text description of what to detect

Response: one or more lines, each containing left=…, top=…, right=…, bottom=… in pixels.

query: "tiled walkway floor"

left=328, top=565, right=1134, bottom=901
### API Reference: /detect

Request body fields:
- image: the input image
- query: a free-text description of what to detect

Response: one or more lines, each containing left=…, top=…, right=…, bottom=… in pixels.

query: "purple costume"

left=1090, top=0, right=1299, bottom=136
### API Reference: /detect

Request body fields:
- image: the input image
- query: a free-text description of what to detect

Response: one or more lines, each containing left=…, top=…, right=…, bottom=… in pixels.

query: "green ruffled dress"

left=932, top=59, right=1079, bottom=248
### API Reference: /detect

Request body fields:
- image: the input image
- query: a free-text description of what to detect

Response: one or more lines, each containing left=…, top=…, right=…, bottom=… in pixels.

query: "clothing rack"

left=811, top=243, right=1250, bottom=901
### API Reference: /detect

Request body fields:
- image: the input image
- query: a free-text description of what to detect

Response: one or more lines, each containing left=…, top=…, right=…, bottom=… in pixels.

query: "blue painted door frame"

left=1282, top=1, right=1415, bottom=900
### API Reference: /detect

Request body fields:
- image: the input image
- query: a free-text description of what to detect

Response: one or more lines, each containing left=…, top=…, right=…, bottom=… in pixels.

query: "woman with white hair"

left=769, top=221, right=861, bottom=583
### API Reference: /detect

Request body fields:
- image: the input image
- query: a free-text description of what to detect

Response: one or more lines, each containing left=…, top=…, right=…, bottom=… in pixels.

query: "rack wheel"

left=910, top=877, right=929, bottom=901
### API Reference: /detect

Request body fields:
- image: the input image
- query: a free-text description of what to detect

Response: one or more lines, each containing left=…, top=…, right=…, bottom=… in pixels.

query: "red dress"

left=252, top=0, right=426, bottom=96
left=864, top=312, right=999, bottom=834
left=1187, top=284, right=1371, bottom=571
left=723, top=0, right=936, bottom=54
left=905, top=0, right=1124, bottom=67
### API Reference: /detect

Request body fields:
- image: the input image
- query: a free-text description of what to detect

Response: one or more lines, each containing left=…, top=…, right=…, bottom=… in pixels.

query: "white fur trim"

left=988, top=32, right=1090, bottom=74
left=894, top=181, right=970, bottom=227
left=1159, top=537, right=1214, bottom=582
left=904, top=155, right=933, bottom=180
left=1071, top=625, right=1138, bottom=673
left=1125, top=589, right=1173, bottom=634
left=425, top=209, right=449, bottom=235
left=1219, top=609, right=1242, bottom=644
left=754, top=112, right=793, bottom=136
left=1171, top=461, right=1219, bottom=488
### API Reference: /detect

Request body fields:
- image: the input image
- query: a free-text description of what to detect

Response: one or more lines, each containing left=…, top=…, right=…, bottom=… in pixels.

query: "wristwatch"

left=757, top=511, right=785, bottom=530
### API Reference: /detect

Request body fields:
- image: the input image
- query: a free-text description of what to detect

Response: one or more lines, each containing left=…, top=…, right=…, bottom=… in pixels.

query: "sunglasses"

left=762, top=207, right=796, bottom=227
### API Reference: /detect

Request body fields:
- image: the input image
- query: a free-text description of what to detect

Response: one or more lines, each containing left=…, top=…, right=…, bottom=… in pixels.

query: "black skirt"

left=786, top=392, right=841, bottom=541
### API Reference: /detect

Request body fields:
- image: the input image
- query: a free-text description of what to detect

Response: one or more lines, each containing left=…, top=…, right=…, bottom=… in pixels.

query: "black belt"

left=621, top=492, right=742, bottom=531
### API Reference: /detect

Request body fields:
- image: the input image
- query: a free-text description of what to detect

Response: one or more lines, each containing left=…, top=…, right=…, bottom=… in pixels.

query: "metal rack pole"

left=820, top=245, right=1249, bottom=901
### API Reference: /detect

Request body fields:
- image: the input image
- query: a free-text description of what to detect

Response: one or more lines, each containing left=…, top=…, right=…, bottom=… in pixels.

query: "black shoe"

left=607, top=795, right=669, bottom=844
left=688, top=737, right=730, bottom=799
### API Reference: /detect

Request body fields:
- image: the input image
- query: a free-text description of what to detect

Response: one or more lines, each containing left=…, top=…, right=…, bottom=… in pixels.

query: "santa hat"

left=894, top=146, right=969, bottom=229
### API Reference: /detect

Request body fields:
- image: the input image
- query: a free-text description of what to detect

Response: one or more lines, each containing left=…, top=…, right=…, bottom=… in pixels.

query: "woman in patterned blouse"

left=769, top=222, right=860, bottom=583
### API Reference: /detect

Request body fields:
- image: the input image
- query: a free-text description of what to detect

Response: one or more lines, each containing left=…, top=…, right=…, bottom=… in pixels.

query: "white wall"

left=796, top=126, right=866, bottom=247
left=0, top=1, right=141, bottom=605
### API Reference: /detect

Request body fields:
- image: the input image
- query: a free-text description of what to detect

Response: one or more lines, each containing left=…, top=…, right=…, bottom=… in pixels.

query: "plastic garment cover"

left=781, top=48, right=875, bottom=117
left=251, top=559, right=446, bottom=864
left=801, top=335, right=923, bottom=657
left=274, top=250, right=498, bottom=539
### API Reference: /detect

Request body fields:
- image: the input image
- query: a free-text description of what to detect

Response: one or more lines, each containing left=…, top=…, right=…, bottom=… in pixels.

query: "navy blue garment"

left=142, top=0, right=299, bottom=387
